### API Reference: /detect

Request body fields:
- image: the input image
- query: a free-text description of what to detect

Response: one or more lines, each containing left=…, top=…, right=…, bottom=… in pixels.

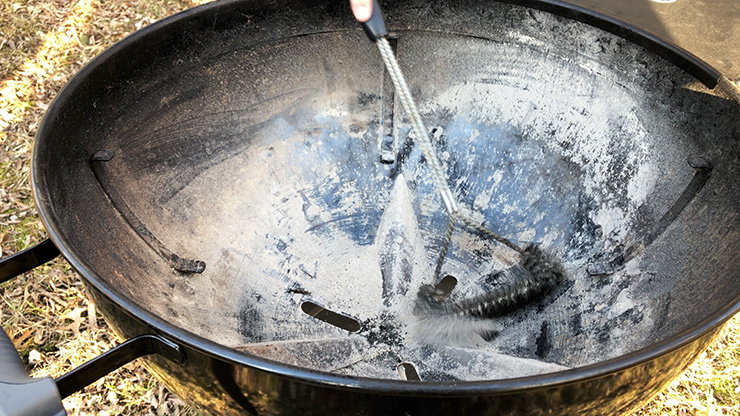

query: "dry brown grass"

left=635, top=314, right=740, bottom=416
left=2, top=1, right=209, bottom=414
left=1, top=1, right=739, bottom=415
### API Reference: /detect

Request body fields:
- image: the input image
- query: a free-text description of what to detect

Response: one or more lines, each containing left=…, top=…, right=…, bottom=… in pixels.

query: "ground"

left=1, top=1, right=739, bottom=415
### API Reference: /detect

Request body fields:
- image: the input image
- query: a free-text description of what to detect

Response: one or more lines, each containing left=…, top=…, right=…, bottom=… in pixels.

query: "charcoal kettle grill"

left=2, top=0, right=740, bottom=415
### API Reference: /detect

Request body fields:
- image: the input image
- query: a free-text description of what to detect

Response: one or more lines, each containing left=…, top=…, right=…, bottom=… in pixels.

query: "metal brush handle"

left=357, top=1, right=524, bottom=264
left=375, top=37, right=459, bottom=216
left=355, top=0, right=457, bottom=214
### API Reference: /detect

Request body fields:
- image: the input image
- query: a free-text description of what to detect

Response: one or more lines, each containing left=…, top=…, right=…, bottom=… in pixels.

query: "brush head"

left=413, top=284, right=449, bottom=316
left=518, top=244, right=567, bottom=289
left=411, top=245, right=566, bottom=346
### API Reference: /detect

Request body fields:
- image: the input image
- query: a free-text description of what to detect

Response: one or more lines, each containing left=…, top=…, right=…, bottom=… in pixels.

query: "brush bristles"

left=518, top=245, right=566, bottom=289
left=412, top=245, right=566, bottom=345
left=410, top=314, right=499, bottom=347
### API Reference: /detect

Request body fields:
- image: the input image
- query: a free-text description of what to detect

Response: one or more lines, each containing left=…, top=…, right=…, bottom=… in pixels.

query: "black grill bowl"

left=26, top=0, right=740, bottom=414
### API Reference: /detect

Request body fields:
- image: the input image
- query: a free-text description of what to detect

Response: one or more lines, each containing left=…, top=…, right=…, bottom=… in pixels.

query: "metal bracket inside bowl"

left=90, top=150, right=206, bottom=274
left=587, top=155, right=713, bottom=276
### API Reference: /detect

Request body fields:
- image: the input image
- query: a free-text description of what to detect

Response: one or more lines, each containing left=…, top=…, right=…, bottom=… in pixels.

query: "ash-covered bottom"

left=226, top=174, right=602, bottom=381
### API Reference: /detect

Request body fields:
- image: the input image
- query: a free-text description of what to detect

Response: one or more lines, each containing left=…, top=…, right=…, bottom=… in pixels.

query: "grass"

left=1, top=1, right=740, bottom=415
left=635, top=315, right=740, bottom=415
left=1, top=1, right=209, bottom=414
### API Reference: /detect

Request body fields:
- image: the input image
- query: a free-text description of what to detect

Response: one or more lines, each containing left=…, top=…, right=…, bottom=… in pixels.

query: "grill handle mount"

left=1, top=239, right=65, bottom=415
left=0, top=331, right=184, bottom=416
left=0, top=241, right=185, bottom=415
left=0, top=239, right=60, bottom=284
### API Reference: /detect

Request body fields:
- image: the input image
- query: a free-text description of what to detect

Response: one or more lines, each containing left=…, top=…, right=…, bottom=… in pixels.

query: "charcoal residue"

left=361, top=313, right=403, bottom=347
left=238, top=297, right=266, bottom=342
left=535, top=321, right=551, bottom=358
